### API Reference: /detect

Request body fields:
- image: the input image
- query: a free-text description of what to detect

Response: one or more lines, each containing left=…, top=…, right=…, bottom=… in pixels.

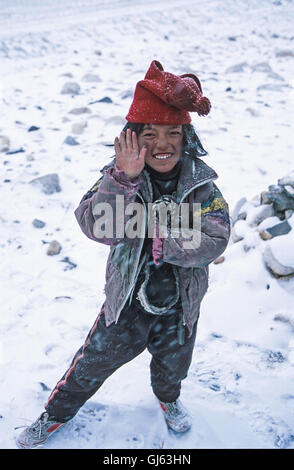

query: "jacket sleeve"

left=74, top=163, right=143, bottom=246
left=162, top=181, right=231, bottom=268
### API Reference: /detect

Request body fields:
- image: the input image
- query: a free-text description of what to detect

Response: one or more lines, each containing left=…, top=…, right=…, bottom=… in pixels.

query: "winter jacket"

left=74, top=154, right=231, bottom=336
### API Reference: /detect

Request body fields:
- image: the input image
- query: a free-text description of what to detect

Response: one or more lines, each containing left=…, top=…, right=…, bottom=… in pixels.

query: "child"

left=17, top=60, right=230, bottom=448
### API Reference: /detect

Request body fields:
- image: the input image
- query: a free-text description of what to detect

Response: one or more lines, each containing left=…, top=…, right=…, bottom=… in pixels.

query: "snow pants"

left=44, top=301, right=198, bottom=423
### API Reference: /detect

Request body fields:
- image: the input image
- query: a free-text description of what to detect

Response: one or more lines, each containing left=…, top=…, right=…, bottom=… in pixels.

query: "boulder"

left=29, top=173, right=62, bottom=195
left=61, top=82, right=81, bottom=95
left=246, top=203, right=275, bottom=227
left=71, top=122, right=87, bottom=135
left=69, top=107, right=91, bottom=115
left=225, top=62, right=249, bottom=73
left=0, top=136, right=10, bottom=152
left=82, top=73, right=101, bottom=83
left=47, top=240, right=62, bottom=256
left=263, top=229, right=294, bottom=276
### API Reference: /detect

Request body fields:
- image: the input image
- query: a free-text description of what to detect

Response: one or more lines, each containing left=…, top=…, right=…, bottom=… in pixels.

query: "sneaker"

left=16, top=412, right=64, bottom=449
left=158, top=398, right=192, bottom=433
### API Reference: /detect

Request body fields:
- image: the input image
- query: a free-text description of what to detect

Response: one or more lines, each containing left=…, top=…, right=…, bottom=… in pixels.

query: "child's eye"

left=143, top=133, right=155, bottom=138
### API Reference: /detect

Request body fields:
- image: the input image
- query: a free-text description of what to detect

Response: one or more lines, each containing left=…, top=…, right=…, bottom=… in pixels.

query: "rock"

left=47, top=240, right=62, bottom=256
left=32, top=219, right=46, bottom=228
left=61, top=82, right=81, bottom=95
left=251, top=62, right=273, bottom=73
left=264, top=185, right=294, bottom=212
left=284, top=185, right=294, bottom=196
left=29, top=173, right=62, bottom=195
left=260, top=219, right=292, bottom=240
left=231, top=219, right=248, bottom=243
left=259, top=230, right=273, bottom=241
left=71, top=122, right=87, bottom=135
left=278, top=171, right=294, bottom=187
left=0, top=136, right=10, bottom=152
left=231, top=197, right=247, bottom=225
left=82, top=73, right=101, bottom=83
left=105, top=116, right=126, bottom=126
left=267, top=72, right=285, bottom=81
left=265, top=220, right=291, bottom=238
left=263, top=245, right=294, bottom=277
left=246, top=204, right=275, bottom=227
left=275, top=50, right=294, bottom=58
left=257, top=215, right=281, bottom=232
left=213, top=256, right=225, bottom=264
left=285, top=209, right=294, bottom=219
left=69, top=107, right=91, bottom=115
left=28, top=126, right=40, bottom=132
left=89, top=96, right=112, bottom=104
left=245, top=107, right=260, bottom=117
left=120, top=89, right=133, bottom=99
left=39, top=382, right=51, bottom=391
left=257, top=83, right=288, bottom=92
left=225, top=62, right=249, bottom=73
left=260, top=190, right=271, bottom=205
left=64, top=136, right=80, bottom=145
left=6, top=147, right=25, bottom=155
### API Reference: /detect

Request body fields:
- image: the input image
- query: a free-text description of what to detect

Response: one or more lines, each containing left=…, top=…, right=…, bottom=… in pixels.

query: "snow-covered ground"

left=0, top=0, right=294, bottom=449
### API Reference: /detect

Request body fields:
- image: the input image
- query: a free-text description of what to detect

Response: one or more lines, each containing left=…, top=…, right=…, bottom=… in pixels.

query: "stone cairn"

left=231, top=170, right=294, bottom=278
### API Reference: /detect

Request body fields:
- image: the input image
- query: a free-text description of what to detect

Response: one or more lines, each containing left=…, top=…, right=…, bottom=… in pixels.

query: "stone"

left=251, top=62, right=273, bottom=73
left=89, top=96, right=112, bottom=104
left=82, top=73, right=101, bottom=83
left=285, top=209, right=294, bottom=219
left=266, top=220, right=291, bottom=238
left=225, top=62, right=249, bottom=73
left=213, top=256, right=225, bottom=265
left=263, top=244, right=294, bottom=277
left=0, top=136, right=10, bottom=152
left=61, top=82, right=81, bottom=95
left=32, top=219, right=46, bottom=228
left=231, top=219, right=248, bottom=243
left=29, top=173, right=62, bottom=195
left=245, top=107, right=260, bottom=117
left=265, top=185, right=294, bottom=212
left=6, top=147, right=25, bottom=155
left=259, top=230, right=273, bottom=241
left=275, top=50, right=294, bottom=58
left=284, top=185, right=294, bottom=196
left=64, top=136, right=80, bottom=146
left=69, top=107, right=91, bottom=115
left=257, top=83, right=288, bottom=92
left=231, top=197, right=247, bottom=225
left=47, top=240, right=62, bottom=256
left=71, top=122, right=87, bottom=135
left=278, top=171, right=294, bottom=187
left=28, top=126, right=40, bottom=132
left=246, top=204, right=275, bottom=227
left=98, top=96, right=112, bottom=103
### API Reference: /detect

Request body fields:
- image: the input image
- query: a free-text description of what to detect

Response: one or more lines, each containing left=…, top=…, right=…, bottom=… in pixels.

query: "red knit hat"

left=126, top=60, right=211, bottom=125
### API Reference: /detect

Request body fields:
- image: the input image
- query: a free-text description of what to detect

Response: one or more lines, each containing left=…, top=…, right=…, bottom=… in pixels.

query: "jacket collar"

left=139, top=155, right=218, bottom=203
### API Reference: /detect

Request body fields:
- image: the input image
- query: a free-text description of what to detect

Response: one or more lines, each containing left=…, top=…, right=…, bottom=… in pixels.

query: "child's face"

left=138, top=124, right=183, bottom=173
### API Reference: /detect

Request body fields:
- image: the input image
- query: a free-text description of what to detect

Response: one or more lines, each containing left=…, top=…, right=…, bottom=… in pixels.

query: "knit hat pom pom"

left=195, top=96, right=211, bottom=116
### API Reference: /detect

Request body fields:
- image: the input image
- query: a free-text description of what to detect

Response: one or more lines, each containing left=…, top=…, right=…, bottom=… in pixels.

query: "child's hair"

left=122, top=122, right=208, bottom=159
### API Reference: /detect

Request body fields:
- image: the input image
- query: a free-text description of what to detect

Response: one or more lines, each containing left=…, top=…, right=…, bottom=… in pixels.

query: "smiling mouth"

left=153, top=153, right=173, bottom=160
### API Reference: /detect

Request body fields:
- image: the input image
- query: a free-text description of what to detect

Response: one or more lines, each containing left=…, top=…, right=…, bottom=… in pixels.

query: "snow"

left=1, top=0, right=294, bottom=450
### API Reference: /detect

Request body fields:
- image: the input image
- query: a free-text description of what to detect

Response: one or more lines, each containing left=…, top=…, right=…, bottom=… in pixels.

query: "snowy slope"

left=0, top=0, right=294, bottom=449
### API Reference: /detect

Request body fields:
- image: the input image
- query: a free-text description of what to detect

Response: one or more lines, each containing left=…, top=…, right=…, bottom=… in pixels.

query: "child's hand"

left=114, top=129, right=146, bottom=180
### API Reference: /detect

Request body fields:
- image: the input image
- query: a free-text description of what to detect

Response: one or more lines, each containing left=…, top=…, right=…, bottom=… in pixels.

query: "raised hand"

left=114, top=128, right=147, bottom=180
